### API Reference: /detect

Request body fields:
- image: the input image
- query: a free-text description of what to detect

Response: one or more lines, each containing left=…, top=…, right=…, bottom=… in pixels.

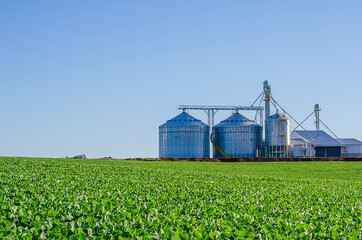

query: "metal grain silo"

left=212, top=112, right=262, bottom=158
left=265, top=113, right=290, bottom=157
left=159, top=112, right=210, bottom=158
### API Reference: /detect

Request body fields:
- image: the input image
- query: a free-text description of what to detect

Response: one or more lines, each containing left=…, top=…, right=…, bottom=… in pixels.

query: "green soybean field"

left=0, top=157, right=361, bottom=239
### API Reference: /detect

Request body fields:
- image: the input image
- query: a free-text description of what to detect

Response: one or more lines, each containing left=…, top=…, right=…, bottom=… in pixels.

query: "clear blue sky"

left=1, top=1, right=361, bottom=158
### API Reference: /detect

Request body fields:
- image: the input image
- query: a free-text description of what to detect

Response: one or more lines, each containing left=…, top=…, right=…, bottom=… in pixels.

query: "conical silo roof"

left=267, top=113, right=287, bottom=120
left=215, top=112, right=259, bottom=127
left=160, top=112, right=207, bottom=127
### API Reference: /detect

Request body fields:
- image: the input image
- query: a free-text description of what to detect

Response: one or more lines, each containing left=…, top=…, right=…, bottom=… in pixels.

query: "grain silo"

left=265, top=113, right=290, bottom=157
left=159, top=112, right=210, bottom=158
left=212, top=112, right=262, bottom=158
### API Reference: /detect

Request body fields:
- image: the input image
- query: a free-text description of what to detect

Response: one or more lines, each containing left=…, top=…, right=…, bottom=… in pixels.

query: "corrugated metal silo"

left=159, top=112, right=210, bottom=158
left=212, top=112, right=262, bottom=158
left=265, top=113, right=290, bottom=157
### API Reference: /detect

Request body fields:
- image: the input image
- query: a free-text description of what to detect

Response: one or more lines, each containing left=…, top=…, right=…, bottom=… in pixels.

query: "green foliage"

left=0, top=157, right=361, bottom=239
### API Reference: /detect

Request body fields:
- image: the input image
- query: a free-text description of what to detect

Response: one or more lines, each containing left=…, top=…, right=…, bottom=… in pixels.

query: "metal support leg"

left=203, top=110, right=212, bottom=158
left=209, top=110, right=218, bottom=158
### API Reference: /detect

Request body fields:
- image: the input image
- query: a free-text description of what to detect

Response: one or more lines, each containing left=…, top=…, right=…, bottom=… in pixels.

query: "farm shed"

left=291, top=130, right=342, bottom=157
left=339, top=138, right=362, bottom=158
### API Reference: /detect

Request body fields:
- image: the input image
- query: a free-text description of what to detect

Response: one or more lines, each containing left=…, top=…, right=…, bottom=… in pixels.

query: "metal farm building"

left=339, top=138, right=362, bottom=158
left=212, top=113, right=262, bottom=158
left=291, top=130, right=342, bottom=158
left=159, top=112, right=210, bottom=158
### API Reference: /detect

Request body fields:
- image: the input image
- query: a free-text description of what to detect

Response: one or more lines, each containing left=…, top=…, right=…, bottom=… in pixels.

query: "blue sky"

left=0, top=1, right=361, bottom=158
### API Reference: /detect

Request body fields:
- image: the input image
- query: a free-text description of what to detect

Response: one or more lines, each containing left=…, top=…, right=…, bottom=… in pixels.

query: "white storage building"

left=291, top=130, right=343, bottom=157
left=339, top=138, right=362, bottom=158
